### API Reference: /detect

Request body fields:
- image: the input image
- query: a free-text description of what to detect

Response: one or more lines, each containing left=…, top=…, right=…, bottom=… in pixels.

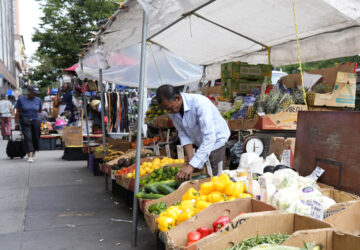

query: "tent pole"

left=99, top=69, right=106, bottom=157
left=132, top=9, right=148, bottom=247
left=80, top=58, right=90, bottom=153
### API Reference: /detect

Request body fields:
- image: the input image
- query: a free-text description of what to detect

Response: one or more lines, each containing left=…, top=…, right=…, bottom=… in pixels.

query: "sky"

left=19, top=0, right=42, bottom=66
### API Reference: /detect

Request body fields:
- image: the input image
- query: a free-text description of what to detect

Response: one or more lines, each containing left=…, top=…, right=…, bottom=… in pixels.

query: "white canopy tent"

left=76, top=43, right=203, bottom=87
left=81, top=0, right=360, bottom=80
left=77, top=0, right=360, bottom=246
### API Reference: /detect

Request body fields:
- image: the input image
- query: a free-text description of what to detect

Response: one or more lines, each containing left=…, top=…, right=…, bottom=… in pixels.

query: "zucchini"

left=192, top=174, right=209, bottom=180
left=157, top=183, right=175, bottom=195
left=161, top=180, right=179, bottom=188
left=142, top=193, right=164, bottom=199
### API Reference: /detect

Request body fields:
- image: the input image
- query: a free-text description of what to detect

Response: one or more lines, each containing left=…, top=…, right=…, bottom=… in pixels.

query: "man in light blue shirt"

left=156, top=85, right=230, bottom=180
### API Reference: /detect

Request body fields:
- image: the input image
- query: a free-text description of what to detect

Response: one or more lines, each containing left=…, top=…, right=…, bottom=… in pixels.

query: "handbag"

left=20, top=116, right=32, bottom=126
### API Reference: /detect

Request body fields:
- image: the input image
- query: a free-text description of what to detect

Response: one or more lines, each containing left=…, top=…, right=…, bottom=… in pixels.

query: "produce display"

left=131, top=136, right=162, bottom=149
left=140, top=166, right=182, bottom=185
left=111, top=149, right=154, bottom=167
left=259, top=169, right=336, bottom=218
left=148, top=202, right=167, bottom=215
left=40, top=122, right=52, bottom=135
left=126, top=157, right=184, bottom=179
left=227, top=233, right=290, bottom=250
left=145, top=104, right=167, bottom=123
left=103, top=149, right=124, bottom=162
left=156, top=174, right=252, bottom=232
left=136, top=180, right=180, bottom=199
left=185, top=215, right=234, bottom=246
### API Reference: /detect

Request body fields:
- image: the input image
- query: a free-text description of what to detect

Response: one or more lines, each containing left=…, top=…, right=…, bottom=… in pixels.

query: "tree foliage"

left=30, top=0, right=116, bottom=90
left=279, top=55, right=360, bottom=74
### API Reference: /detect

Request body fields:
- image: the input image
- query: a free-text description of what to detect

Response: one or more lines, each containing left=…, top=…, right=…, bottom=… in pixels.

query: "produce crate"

left=39, top=136, right=57, bottom=150
left=189, top=212, right=331, bottom=250
left=144, top=178, right=210, bottom=234
left=227, top=117, right=259, bottom=131
left=162, top=199, right=276, bottom=249
left=254, top=104, right=307, bottom=130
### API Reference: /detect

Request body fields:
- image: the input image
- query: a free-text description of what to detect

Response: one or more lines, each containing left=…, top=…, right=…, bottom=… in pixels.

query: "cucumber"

left=160, top=180, right=179, bottom=188
left=145, top=183, right=160, bottom=194
left=157, top=183, right=175, bottom=195
left=136, top=191, right=146, bottom=198
left=142, top=193, right=164, bottom=199
left=192, top=174, right=209, bottom=180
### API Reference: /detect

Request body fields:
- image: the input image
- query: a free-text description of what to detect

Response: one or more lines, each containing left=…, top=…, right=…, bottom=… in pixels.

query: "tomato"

left=187, top=231, right=201, bottom=242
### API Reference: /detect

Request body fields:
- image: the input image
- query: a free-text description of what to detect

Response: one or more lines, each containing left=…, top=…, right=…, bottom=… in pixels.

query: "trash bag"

left=229, top=141, right=243, bottom=170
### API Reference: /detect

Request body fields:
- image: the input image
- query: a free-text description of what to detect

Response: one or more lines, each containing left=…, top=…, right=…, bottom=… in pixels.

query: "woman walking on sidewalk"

left=0, top=93, right=15, bottom=140
left=15, top=86, right=42, bottom=163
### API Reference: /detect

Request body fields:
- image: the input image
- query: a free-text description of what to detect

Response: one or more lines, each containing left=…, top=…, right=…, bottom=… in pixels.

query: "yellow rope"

left=267, top=47, right=271, bottom=65
left=292, top=0, right=308, bottom=107
left=149, top=42, right=164, bottom=85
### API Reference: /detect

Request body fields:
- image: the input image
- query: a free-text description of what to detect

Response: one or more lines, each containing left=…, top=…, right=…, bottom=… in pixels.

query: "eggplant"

left=117, top=158, right=125, bottom=166
left=273, top=165, right=297, bottom=172
left=263, top=165, right=275, bottom=173
left=123, top=159, right=132, bottom=167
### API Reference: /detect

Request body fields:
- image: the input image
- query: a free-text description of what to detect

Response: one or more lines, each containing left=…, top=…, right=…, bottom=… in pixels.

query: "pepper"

left=224, top=181, right=244, bottom=198
left=177, top=210, right=195, bottom=224
left=199, top=182, right=214, bottom=195
left=195, top=200, right=211, bottom=213
left=213, top=216, right=231, bottom=232
left=240, top=193, right=252, bottom=198
left=208, top=191, right=224, bottom=203
left=164, top=206, right=182, bottom=220
left=211, top=176, right=219, bottom=182
left=227, top=196, right=236, bottom=201
left=196, top=194, right=208, bottom=202
left=196, top=226, right=211, bottom=238
left=157, top=216, right=175, bottom=232
left=148, top=202, right=167, bottom=215
left=182, top=188, right=199, bottom=201
left=179, top=200, right=195, bottom=211
left=224, top=181, right=236, bottom=196
left=213, top=174, right=231, bottom=192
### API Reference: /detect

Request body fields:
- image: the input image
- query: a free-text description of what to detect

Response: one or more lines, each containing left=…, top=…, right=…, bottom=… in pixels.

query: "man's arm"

left=183, top=144, right=194, bottom=162
left=10, top=106, right=15, bottom=117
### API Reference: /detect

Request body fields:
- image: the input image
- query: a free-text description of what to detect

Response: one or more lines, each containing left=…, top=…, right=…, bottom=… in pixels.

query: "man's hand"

left=15, top=124, right=20, bottom=130
left=176, top=164, right=194, bottom=182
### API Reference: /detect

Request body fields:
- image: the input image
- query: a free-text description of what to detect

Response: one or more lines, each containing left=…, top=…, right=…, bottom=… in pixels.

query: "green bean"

left=227, top=233, right=290, bottom=250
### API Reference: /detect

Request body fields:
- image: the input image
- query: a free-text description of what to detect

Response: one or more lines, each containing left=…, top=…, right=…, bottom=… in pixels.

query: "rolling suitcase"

left=6, top=130, right=26, bottom=159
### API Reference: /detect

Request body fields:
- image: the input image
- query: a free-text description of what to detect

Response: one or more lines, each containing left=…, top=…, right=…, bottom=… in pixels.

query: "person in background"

left=156, top=84, right=230, bottom=180
left=15, top=86, right=42, bottom=163
left=39, top=108, right=49, bottom=122
left=61, top=83, right=76, bottom=125
left=0, top=93, right=15, bottom=140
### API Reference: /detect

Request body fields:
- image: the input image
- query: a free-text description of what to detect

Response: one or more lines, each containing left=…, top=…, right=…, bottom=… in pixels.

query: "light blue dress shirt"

left=168, top=93, right=230, bottom=169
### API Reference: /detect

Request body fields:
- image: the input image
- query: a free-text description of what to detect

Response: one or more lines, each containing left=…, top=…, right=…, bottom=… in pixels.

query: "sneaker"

left=27, top=157, right=34, bottom=163
left=32, top=152, right=37, bottom=160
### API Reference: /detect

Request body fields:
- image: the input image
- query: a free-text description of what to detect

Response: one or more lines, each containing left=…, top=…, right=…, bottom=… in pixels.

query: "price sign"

left=177, top=145, right=184, bottom=160
left=308, top=166, right=325, bottom=181
left=154, top=144, right=160, bottom=156
left=206, top=161, right=213, bottom=177
left=306, top=199, right=324, bottom=220
left=280, top=149, right=291, bottom=167
left=165, top=144, right=171, bottom=158
left=217, top=161, right=223, bottom=175
left=258, top=176, right=267, bottom=202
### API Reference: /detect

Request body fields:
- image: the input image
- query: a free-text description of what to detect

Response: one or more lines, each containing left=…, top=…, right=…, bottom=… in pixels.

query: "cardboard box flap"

left=164, top=199, right=276, bottom=249
left=325, top=201, right=360, bottom=236
left=284, top=229, right=360, bottom=250
left=193, top=212, right=331, bottom=250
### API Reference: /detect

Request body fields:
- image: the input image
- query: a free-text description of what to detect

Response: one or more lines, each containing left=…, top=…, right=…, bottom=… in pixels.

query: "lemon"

left=127, top=173, right=133, bottom=178
left=153, top=158, right=161, bottom=164
left=140, top=169, right=146, bottom=176
left=179, top=159, right=185, bottom=163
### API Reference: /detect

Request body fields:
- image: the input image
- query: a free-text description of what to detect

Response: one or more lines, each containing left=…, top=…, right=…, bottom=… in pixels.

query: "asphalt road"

left=0, top=140, right=156, bottom=250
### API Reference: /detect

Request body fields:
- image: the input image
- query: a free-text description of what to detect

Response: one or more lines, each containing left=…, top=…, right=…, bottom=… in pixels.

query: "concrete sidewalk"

left=0, top=141, right=156, bottom=250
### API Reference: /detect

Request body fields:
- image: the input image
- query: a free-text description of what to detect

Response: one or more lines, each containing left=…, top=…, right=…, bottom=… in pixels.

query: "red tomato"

left=187, top=231, right=201, bottom=242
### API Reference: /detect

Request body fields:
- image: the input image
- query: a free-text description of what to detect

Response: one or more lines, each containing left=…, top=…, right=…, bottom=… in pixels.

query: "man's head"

left=0, top=93, right=6, bottom=100
left=27, top=86, right=40, bottom=99
left=156, top=85, right=182, bottom=114
left=62, top=83, right=70, bottom=92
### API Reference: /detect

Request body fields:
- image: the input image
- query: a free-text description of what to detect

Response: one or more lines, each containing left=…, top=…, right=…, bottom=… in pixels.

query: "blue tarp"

left=50, top=88, right=58, bottom=95
left=7, top=89, right=13, bottom=96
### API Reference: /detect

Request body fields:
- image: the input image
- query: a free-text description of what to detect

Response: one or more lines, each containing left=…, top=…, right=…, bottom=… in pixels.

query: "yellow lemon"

left=126, top=173, right=133, bottom=178
left=153, top=158, right=161, bottom=164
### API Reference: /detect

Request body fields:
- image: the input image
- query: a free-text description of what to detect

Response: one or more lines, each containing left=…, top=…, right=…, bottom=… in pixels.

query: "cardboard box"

left=280, top=62, right=357, bottom=89
left=201, top=85, right=222, bottom=96
left=254, top=104, right=307, bottom=130
left=309, top=72, right=356, bottom=108
left=163, top=199, right=276, bottom=250
left=144, top=178, right=210, bottom=234
left=189, top=212, right=331, bottom=250
left=227, top=117, right=259, bottom=131
left=283, top=228, right=360, bottom=250
left=62, top=126, right=83, bottom=146
left=325, top=201, right=360, bottom=236
left=269, top=137, right=296, bottom=160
